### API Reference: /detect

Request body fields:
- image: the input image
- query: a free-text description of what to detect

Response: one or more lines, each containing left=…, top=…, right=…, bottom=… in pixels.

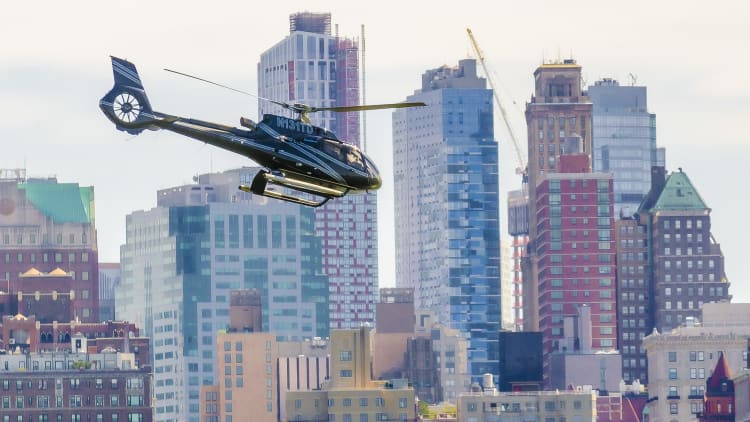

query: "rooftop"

left=19, top=180, right=93, bottom=224
left=651, top=169, right=709, bottom=212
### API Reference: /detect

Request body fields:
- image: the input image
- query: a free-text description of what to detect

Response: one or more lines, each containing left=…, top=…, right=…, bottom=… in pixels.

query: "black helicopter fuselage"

left=99, top=56, right=388, bottom=207
left=148, top=112, right=382, bottom=193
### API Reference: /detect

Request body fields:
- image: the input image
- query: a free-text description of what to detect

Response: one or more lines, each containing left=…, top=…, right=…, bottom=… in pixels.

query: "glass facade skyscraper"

left=117, top=167, right=328, bottom=422
left=393, top=59, right=500, bottom=381
left=589, top=78, right=660, bottom=218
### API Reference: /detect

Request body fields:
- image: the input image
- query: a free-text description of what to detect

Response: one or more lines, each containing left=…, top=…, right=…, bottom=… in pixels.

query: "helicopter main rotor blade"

left=163, top=68, right=288, bottom=109
left=311, top=102, right=427, bottom=113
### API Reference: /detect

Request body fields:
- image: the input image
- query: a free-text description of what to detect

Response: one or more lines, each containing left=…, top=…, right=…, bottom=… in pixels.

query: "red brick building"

left=0, top=175, right=99, bottom=322
left=699, top=352, right=735, bottom=421
left=0, top=351, right=151, bottom=421
left=534, top=154, right=616, bottom=382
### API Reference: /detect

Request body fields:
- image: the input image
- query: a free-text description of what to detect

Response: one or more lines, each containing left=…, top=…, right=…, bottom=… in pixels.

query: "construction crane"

left=466, top=28, right=527, bottom=180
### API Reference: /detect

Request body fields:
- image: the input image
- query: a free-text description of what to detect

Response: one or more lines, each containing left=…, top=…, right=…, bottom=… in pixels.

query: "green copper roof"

left=651, top=170, right=708, bottom=211
left=19, top=181, right=92, bottom=224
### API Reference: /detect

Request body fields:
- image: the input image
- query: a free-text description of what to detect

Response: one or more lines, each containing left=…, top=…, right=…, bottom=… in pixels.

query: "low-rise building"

left=286, top=327, right=416, bottom=422
left=0, top=350, right=151, bottom=421
left=734, top=367, right=750, bottom=422
left=457, top=380, right=596, bottom=422
left=643, top=303, right=750, bottom=421
left=698, top=353, right=735, bottom=421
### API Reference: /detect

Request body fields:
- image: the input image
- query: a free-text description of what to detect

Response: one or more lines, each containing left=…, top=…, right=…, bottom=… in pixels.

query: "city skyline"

left=2, top=1, right=749, bottom=302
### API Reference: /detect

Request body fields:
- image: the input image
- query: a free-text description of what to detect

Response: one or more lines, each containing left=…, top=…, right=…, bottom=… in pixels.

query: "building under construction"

left=289, top=12, right=331, bottom=35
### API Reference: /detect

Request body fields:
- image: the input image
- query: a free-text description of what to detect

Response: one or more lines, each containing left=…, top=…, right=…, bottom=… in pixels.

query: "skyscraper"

left=588, top=78, right=661, bottom=218
left=392, top=58, right=500, bottom=380
left=522, top=60, right=593, bottom=334
left=0, top=169, right=100, bottom=322
left=533, top=154, right=617, bottom=382
left=117, top=167, right=328, bottom=422
left=257, top=12, right=379, bottom=329
left=616, top=166, right=731, bottom=384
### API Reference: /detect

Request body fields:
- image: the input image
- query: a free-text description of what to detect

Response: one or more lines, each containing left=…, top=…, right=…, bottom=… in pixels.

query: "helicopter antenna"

left=361, top=24, right=367, bottom=153
left=164, top=68, right=288, bottom=109
left=165, top=68, right=256, bottom=98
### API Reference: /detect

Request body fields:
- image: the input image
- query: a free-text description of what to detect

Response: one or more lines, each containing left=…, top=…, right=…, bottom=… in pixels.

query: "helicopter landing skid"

left=238, top=169, right=346, bottom=208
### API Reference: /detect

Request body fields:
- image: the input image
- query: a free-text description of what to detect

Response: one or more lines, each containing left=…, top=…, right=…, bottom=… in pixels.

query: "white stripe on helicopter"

left=293, top=142, right=370, bottom=177
left=113, top=62, right=143, bottom=86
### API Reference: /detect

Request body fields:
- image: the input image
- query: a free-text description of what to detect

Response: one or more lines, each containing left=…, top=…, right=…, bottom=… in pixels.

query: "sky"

left=2, top=1, right=749, bottom=301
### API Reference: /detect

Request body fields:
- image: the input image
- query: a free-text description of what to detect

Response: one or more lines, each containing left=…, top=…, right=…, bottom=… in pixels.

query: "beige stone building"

left=200, top=290, right=278, bottom=422
left=734, top=368, right=750, bottom=422
left=200, top=331, right=279, bottom=422
left=643, top=302, right=750, bottom=422
left=285, top=327, right=416, bottom=422
left=457, top=386, right=596, bottom=422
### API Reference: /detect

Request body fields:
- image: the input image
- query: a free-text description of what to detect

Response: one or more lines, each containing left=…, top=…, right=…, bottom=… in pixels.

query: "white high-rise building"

left=117, top=167, right=329, bottom=422
left=257, top=12, right=378, bottom=329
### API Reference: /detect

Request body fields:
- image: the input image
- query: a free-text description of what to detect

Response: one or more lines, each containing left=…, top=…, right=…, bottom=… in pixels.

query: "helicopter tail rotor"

left=100, top=57, right=161, bottom=135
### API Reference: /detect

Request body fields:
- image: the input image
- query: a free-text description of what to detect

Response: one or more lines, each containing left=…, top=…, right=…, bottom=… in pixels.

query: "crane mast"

left=466, top=28, right=526, bottom=176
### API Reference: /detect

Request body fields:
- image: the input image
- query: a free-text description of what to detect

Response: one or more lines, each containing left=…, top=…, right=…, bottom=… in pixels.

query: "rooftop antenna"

left=629, top=73, right=638, bottom=86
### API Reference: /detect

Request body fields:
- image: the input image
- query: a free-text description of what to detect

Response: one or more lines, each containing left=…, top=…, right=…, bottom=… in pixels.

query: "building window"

left=670, top=403, right=678, bottom=414
left=340, top=351, right=352, bottom=361
left=399, top=398, right=408, bottom=408
left=668, top=368, right=677, bottom=380
left=668, top=352, right=677, bottom=362
left=340, top=370, right=352, bottom=378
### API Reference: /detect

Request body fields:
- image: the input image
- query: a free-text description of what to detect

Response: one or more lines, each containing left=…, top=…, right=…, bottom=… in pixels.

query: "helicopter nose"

left=369, top=171, right=382, bottom=190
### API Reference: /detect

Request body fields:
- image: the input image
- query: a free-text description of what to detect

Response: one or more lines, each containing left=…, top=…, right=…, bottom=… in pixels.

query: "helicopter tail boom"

left=99, top=56, right=161, bottom=135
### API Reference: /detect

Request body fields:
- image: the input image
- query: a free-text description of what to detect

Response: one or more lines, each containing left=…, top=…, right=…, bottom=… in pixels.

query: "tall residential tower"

left=393, top=59, right=500, bottom=381
left=257, top=12, right=378, bottom=328
left=522, top=60, right=593, bottom=334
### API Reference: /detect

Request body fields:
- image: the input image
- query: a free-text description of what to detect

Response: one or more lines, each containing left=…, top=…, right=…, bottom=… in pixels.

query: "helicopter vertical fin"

left=99, top=56, right=159, bottom=135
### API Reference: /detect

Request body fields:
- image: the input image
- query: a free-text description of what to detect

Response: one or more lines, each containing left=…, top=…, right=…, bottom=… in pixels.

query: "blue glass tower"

left=393, top=59, right=500, bottom=381
left=117, top=167, right=328, bottom=422
left=588, top=78, right=661, bottom=218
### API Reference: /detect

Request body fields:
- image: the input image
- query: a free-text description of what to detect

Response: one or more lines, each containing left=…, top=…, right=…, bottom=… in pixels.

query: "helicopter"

left=99, top=56, right=425, bottom=207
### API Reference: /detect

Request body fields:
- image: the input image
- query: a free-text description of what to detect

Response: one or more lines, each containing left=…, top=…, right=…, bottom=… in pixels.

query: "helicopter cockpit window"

left=320, top=140, right=364, bottom=170
left=321, top=140, right=343, bottom=161
left=342, top=145, right=364, bottom=170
